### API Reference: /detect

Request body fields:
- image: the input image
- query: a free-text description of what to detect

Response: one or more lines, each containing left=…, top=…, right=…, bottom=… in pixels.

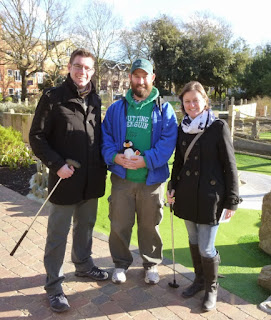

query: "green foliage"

left=0, top=126, right=35, bottom=169
left=0, top=93, right=3, bottom=102
left=150, top=15, right=181, bottom=95
left=240, top=44, right=271, bottom=98
left=122, top=13, right=252, bottom=98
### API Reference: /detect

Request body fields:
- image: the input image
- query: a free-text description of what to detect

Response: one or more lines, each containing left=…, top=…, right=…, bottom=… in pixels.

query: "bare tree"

left=43, top=40, right=75, bottom=87
left=73, top=0, right=123, bottom=92
left=0, top=67, right=13, bottom=98
left=0, top=0, right=69, bottom=100
left=119, top=19, right=153, bottom=65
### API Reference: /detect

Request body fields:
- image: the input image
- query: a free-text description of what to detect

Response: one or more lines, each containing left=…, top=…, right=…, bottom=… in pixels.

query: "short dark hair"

left=179, top=81, right=210, bottom=114
left=69, top=48, right=95, bottom=65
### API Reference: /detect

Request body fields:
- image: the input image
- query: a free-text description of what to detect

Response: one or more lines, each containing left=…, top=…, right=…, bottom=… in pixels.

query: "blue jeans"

left=184, top=220, right=219, bottom=258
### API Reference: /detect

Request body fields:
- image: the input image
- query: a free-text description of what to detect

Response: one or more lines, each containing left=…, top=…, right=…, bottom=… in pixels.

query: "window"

left=101, top=80, right=108, bottom=91
left=66, top=47, right=72, bottom=56
left=36, top=72, right=43, bottom=84
left=8, top=88, right=14, bottom=95
left=14, top=70, right=22, bottom=82
left=113, top=80, right=119, bottom=89
left=27, top=80, right=33, bottom=86
left=8, top=69, right=13, bottom=77
left=15, top=89, right=21, bottom=98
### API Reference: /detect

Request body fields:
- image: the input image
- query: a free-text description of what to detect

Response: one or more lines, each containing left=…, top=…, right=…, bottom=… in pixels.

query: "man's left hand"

left=127, top=155, right=146, bottom=169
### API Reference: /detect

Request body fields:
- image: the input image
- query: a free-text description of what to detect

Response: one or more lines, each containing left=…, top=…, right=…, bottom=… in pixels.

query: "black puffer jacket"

left=170, top=119, right=241, bottom=225
left=29, top=75, right=107, bottom=205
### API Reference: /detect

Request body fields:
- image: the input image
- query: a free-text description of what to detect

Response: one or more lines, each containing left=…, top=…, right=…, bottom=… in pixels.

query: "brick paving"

left=0, top=184, right=270, bottom=320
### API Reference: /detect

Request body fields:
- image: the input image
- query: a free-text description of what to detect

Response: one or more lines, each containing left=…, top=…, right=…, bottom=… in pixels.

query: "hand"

left=166, top=189, right=175, bottom=204
left=114, top=154, right=146, bottom=170
left=114, top=153, right=136, bottom=169
left=57, top=164, right=75, bottom=179
left=129, top=155, right=146, bottom=169
left=224, top=209, right=235, bottom=219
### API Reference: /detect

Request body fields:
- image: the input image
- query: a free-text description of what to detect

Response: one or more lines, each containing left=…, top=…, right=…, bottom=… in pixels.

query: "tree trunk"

left=20, top=70, right=27, bottom=102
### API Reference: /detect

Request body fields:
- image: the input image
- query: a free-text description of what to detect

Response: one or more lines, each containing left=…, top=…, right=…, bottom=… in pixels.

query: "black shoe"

left=48, top=293, right=70, bottom=313
left=75, top=266, right=109, bottom=281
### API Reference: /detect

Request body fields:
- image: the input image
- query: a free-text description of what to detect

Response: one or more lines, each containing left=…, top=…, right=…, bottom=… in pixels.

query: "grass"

left=259, top=131, right=271, bottom=140
left=95, top=153, right=271, bottom=304
left=235, top=153, right=271, bottom=176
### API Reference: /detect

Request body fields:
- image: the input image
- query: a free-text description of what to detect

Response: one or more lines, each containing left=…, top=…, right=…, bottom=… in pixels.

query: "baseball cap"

left=130, top=58, right=153, bottom=74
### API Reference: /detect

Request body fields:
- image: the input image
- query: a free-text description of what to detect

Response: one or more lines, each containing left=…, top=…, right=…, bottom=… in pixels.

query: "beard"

left=131, top=83, right=152, bottom=100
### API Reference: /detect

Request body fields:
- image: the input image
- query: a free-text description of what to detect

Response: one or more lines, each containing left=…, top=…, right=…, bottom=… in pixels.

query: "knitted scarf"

left=181, top=109, right=216, bottom=134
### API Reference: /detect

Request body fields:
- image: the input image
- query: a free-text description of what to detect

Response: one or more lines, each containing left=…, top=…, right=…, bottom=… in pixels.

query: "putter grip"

left=10, top=230, right=28, bottom=256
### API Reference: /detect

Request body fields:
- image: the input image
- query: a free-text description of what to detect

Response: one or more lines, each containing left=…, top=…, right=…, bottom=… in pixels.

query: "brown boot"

left=182, top=243, right=204, bottom=298
left=201, top=252, right=220, bottom=312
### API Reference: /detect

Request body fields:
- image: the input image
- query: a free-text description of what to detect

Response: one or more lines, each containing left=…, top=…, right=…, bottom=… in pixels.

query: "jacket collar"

left=61, top=74, right=97, bottom=104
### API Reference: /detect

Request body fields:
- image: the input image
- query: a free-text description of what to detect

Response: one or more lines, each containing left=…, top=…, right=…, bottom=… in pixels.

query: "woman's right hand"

left=166, top=189, right=175, bottom=204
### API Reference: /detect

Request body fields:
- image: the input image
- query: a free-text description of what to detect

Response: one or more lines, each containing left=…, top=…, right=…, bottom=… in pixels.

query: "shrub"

left=0, top=125, right=35, bottom=169
left=0, top=101, right=36, bottom=114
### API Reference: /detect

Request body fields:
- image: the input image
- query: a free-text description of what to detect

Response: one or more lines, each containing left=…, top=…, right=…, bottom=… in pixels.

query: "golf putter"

left=10, top=159, right=81, bottom=256
left=167, top=184, right=179, bottom=288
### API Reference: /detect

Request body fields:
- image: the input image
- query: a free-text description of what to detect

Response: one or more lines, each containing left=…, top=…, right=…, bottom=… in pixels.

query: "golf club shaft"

left=170, top=206, right=176, bottom=278
left=10, top=177, right=62, bottom=256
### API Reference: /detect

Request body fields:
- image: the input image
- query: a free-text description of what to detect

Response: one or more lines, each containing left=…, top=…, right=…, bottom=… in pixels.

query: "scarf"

left=181, top=109, right=216, bottom=134
left=78, top=82, right=92, bottom=99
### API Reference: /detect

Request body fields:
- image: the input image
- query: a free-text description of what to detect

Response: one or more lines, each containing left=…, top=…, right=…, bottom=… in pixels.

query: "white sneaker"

left=145, top=265, right=159, bottom=284
left=112, top=268, right=127, bottom=284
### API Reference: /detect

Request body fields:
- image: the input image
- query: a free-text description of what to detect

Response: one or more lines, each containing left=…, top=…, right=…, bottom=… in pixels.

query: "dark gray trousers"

left=44, top=198, right=98, bottom=295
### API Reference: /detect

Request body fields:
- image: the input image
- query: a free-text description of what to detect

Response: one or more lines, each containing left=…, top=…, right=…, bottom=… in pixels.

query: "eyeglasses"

left=72, top=64, right=94, bottom=72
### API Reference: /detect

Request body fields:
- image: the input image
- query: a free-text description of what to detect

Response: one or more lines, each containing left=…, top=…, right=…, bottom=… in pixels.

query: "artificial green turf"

left=160, top=207, right=271, bottom=304
left=95, top=153, right=271, bottom=304
left=235, top=153, right=271, bottom=176
left=259, top=131, right=271, bottom=140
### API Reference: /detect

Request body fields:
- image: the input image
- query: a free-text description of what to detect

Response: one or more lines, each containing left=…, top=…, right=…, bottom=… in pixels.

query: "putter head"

left=168, top=280, right=179, bottom=288
left=66, top=159, right=81, bottom=169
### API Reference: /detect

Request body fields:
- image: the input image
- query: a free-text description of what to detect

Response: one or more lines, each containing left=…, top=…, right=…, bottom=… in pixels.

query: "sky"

left=98, top=0, right=271, bottom=49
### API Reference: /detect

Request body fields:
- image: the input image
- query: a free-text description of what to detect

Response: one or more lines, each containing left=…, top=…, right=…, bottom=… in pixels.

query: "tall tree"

left=150, top=15, right=182, bottom=95
left=119, top=20, right=153, bottom=65
left=240, top=44, right=271, bottom=98
left=74, top=0, right=123, bottom=92
left=0, top=0, right=69, bottom=100
left=176, top=12, right=250, bottom=99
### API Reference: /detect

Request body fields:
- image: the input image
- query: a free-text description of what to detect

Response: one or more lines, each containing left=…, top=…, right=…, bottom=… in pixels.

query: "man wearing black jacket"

left=29, top=48, right=108, bottom=313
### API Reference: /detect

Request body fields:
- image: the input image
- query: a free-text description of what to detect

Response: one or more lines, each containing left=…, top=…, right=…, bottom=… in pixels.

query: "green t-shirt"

left=125, top=87, right=159, bottom=183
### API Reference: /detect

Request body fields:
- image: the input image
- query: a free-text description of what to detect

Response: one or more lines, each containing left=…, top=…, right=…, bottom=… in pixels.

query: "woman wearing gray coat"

left=167, top=81, right=241, bottom=312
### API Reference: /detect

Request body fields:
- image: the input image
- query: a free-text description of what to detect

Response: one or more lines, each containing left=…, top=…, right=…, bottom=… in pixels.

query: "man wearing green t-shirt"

left=102, top=58, right=178, bottom=285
